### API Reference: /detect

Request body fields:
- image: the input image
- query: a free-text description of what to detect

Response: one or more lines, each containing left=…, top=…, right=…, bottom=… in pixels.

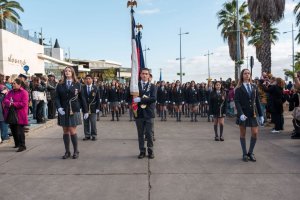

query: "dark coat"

left=264, top=85, right=284, bottom=114
left=55, top=82, right=88, bottom=115
left=172, top=87, right=184, bottom=103
left=107, top=87, right=120, bottom=102
left=186, top=88, right=199, bottom=104
left=136, top=82, right=157, bottom=119
left=82, top=85, right=100, bottom=114
left=234, top=84, right=262, bottom=118
left=209, top=91, right=227, bottom=117
left=157, top=87, right=169, bottom=103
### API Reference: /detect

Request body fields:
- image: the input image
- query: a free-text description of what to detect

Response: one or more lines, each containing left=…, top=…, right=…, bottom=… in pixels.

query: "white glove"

left=182, top=101, right=185, bottom=104
left=240, top=114, right=247, bottom=121
left=210, top=115, right=214, bottom=118
left=173, top=102, right=175, bottom=105
left=58, top=108, right=65, bottom=115
left=105, top=99, right=108, bottom=102
left=165, top=101, right=168, bottom=104
left=205, top=101, right=208, bottom=104
left=96, top=109, right=100, bottom=113
left=121, top=100, right=123, bottom=103
left=133, top=97, right=141, bottom=103
left=100, top=99, right=102, bottom=103
left=83, top=113, right=89, bottom=120
left=259, top=116, right=264, bottom=125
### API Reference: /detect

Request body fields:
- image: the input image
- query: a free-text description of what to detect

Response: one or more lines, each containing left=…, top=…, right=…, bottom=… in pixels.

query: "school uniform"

left=55, top=81, right=88, bottom=127
left=135, top=81, right=157, bottom=158
left=82, top=84, right=100, bottom=140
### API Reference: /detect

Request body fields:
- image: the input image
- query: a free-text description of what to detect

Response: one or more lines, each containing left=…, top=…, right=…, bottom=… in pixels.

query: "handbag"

left=5, top=106, right=18, bottom=125
left=32, top=91, right=46, bottom=101
left=292, top=94, right=300, bottom=121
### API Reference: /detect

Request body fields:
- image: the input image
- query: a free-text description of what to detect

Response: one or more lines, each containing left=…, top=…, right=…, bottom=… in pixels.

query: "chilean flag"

left=130, top=9, right=139, bottom=96
left=136, top=31, right=145, bottom=70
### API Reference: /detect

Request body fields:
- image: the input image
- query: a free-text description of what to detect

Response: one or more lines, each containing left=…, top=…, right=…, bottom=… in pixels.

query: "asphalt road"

left=0, top=113, right=299, bottom=200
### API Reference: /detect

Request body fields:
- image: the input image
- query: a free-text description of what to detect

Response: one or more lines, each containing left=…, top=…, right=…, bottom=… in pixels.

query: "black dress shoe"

left=13, top=145, right=19, bottom=148
left=92, top=137, right=97, bottom=141
left=215, top=137, right=219, bottom=141
left=138, top=152, right=146, bottom=159
left=242, top=155, right=248, bottom=162
left=83, top=137, right=91, bottom=141
left=291, top=134, right=300, bottom=139
left=16, top=146, right=26, bottom=152
left=220, top=137, right=224, bottom=141
left=62, top=152, right=71, bottom=159
left=148, top=154, right=154, bottom=159
left=247, top=153, right=256, bottom=162
left=72, top=151, right=79, bottom=159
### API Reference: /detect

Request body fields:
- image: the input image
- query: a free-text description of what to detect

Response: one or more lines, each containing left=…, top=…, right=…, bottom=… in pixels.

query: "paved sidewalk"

left=0, top=113, right=299, bottom=200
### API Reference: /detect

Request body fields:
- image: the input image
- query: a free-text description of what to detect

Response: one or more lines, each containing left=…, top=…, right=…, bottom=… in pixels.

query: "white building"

left=0, top=28, right=44, bottom=76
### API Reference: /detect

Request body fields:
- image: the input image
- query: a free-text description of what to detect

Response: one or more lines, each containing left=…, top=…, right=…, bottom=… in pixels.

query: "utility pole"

left=204, top=50, right=213, bottom=80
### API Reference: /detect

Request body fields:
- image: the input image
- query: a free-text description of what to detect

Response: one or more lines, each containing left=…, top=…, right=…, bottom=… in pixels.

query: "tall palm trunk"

left=261, top=21, right=272, bottom=73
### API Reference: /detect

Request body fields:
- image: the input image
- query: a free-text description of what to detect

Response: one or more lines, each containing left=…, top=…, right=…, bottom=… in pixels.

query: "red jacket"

left=3, top=87, right=29, bottom=125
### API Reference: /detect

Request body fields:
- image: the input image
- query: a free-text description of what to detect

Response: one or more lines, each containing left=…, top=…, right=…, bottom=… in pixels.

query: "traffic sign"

left=23, top=65, right=29, bottom=72
left=177, top=73, right=185, bottom=76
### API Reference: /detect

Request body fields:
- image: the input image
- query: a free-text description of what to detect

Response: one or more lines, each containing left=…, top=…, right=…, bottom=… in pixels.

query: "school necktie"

left=67, top=80, right=71, bottom=89
left=87, top=86, right=90, bottom=95
left=246, top=84, right=252, bottom=97
left=142, top=82, right=146, bottom=90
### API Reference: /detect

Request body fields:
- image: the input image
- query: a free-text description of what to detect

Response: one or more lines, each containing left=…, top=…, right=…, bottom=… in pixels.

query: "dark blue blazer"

left=55, top=82, right=88, bottom=115
left=82, top=85, right=100, bottom=113
left=136, top=82, right=157, bottom=119
left=234, top=84, right=262, bottom=118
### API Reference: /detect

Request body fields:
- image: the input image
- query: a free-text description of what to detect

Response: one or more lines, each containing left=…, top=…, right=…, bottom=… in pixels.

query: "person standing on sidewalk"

left=55, top=67, right=88, bottom=159
left=209, top=81, right=227, bottom=141
left=172, top=80, right=184, bottom=122
left=82, top=75, right=100, bottom=141
left=234, top=69, right=264, bottom=162
left=3, top=78, right=29, bottom=152
left=133, top=68, right=157, bottom=159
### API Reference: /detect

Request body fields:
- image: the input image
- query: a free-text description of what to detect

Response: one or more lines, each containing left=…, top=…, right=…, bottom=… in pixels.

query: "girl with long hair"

left=234, top=69, right=264, bottom=162
left=55, top=67, right=88, bottom=159
left=209, top=81, right=227, bottom=141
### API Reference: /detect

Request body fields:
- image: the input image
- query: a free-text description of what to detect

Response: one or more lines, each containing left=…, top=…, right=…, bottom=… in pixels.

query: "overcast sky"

left=18, top=0, right=300, bottom=82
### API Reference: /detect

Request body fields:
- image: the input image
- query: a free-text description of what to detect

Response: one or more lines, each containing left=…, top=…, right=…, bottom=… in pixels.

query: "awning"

left=38, top=53, right=75, bottom=67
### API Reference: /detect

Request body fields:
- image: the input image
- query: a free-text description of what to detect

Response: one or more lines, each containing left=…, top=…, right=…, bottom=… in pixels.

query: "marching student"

left=82, top=75, right=100, bottom=141
left=187, top=81, right=200, bottom=122
left=234, top=69, right=264, bottom=162
left=55, top=67, right=88, bottom=159
left=108, top=81, right=120, bottom=121
left=133, top=68, right=157, bottom=159
left=172, top=80, right=184, bottom=122
left=157, top=81, right=169, bottom=121
left=209, top=81, right=227, bottom=141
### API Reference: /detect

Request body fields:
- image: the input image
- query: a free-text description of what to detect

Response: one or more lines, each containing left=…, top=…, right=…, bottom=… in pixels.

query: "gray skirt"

left=236, top=117, right=258, bottom=127
left=58, top=112, right=82, bottom=127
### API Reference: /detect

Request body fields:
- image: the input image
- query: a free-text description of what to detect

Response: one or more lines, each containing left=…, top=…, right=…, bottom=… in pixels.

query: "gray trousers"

left=83, top=113, right=97, bottom=137
left=135, top=118, right=154, bottom=154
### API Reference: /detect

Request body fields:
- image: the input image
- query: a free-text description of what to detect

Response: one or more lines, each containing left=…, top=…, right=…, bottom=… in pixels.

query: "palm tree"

left=248, top=22, right=279, bottom=63
left=248, top=0, right=285, bottom=74
left=217, top=0, right=251, bottom=81
left=294, top=1, right=300, bottom=43
left=0, top=0, right=24, bottom=27
left=284, top=52, right=300, bottom=78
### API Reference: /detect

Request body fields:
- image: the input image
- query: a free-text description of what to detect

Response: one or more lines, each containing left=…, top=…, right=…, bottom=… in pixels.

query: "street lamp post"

left=236, top=0, right=241, bottom=77
left=204, top=50, right=213, bottom=80
left=143, top=45, right=150, bottom=68
left=283, top=23, right=296, bottom=80
left=179, top=28, right=189, bottom=83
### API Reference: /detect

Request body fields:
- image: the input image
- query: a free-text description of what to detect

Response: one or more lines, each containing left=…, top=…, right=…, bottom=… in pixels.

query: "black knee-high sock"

left=164, top=110, right=167, bottom=119
left=214, top=125, right=218, bottom=137
left=248, top=137, right=257, bottom=154
left=71, top=134, right=78, bottom=153
left=111, top=111, right=114, bottom=120
left=160, top=111, right=163, bottom=120
left=191, top=112, right=194, bottom=120
left=194, top=113, right=197, bottom=120
left=240, top=138, right=247, bottom=156
left=220, top=124, right=223, bottom=137
left=179, top=112, right=181, bottom=121
left=63, top=134, right=70, bottom=153
left=129, top=109, right=133, bottom=120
